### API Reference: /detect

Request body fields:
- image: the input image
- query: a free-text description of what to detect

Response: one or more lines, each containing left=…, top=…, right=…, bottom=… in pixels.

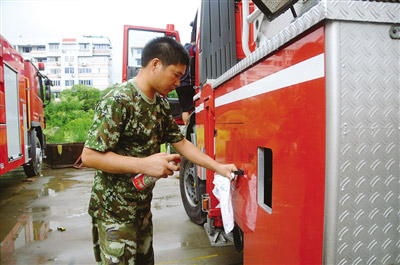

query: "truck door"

left=122, top=25, right=180, bottom=82
left=4, top=64, right=22, bottom=161
left=122, top=24, right=183, bottom=123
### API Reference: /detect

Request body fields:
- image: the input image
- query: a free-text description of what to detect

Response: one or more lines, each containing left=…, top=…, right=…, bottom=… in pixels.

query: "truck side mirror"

left=45, top=79, right=52, bottom=102
left=46, top=85, right=51, bottom=101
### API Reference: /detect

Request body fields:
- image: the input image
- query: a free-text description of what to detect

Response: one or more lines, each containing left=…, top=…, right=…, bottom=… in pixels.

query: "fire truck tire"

left=233, top=224, right=244, bottom=252
left=179, top=158, right=207, bottom=225
left=23, top=133, right=43, bottom=177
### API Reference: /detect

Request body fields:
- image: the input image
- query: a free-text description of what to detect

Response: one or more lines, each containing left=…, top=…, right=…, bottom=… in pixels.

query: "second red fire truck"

left=0, top=35, right=51, bottom=177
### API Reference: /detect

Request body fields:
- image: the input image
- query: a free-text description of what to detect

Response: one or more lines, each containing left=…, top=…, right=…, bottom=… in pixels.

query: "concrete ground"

left=0, top=166, right=243, bottom=265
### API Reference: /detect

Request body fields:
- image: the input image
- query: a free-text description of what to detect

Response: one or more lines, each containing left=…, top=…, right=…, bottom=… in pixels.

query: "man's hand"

left=140, top=153, right=181, bottom=178
left=215, top=163, right=238, bottom=181
left=173, top=139, right=239, bottom=181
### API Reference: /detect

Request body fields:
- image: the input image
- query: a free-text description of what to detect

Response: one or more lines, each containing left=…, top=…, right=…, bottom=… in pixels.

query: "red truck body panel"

left=196, top=25, right=326, bottom=264
left=0, top=36, right=27, bottom=175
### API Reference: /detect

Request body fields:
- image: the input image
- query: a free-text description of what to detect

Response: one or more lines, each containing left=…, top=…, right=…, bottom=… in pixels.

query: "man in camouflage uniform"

left=82, top=37, right=237, bottom=265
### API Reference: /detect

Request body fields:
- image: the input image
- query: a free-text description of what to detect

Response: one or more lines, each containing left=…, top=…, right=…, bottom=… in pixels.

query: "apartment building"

left=14, top=36, right=112, bottom=97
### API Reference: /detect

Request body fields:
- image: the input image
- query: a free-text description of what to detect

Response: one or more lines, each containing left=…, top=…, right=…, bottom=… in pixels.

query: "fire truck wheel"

left=23, top=135, right=43, bottom=177
left=179, top=158, right=206, bottom=225
left=233, top=224, right=244, bottom=252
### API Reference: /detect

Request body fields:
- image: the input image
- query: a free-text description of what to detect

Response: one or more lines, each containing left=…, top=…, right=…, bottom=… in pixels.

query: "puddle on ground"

left=1, top=214, right=61, bottom=256
left=0, top=167, right=86, bottom=263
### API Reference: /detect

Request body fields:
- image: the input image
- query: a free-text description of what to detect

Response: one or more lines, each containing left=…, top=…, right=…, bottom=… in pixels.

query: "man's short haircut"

left=141, top=37, right=189, bottom=68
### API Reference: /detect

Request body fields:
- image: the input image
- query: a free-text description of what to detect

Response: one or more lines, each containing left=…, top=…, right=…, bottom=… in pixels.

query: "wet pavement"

left=0, top=166, right=243, bottom=265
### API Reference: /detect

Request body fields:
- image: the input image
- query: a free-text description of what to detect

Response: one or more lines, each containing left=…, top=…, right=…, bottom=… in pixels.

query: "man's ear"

left=151, top=58, right=162, bottom=71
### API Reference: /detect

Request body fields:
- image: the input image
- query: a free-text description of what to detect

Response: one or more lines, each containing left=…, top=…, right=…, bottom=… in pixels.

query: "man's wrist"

left=130, top=156, right=144, bottom=175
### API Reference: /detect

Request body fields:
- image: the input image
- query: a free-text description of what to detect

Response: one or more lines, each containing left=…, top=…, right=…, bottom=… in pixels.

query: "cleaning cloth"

left=212, top=174, right=234, bottom=234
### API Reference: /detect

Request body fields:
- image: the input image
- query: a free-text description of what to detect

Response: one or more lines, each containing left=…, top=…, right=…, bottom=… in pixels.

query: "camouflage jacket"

left=85, top=79, right=184, bottom=223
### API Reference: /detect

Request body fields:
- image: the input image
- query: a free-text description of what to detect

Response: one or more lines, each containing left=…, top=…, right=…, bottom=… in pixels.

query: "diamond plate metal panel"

left=336, top=21, right=400, bottom=265
left=325, top=1, right=400, bottom=24
left=212, top=1, right=400, bottom=89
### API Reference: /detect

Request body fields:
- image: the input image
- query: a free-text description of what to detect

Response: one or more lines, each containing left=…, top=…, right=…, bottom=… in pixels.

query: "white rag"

left=212, top=174, right=234, bottom=234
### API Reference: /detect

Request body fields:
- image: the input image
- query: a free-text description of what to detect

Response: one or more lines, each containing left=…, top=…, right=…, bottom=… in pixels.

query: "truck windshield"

left=127, top=30, right=165, bottom=70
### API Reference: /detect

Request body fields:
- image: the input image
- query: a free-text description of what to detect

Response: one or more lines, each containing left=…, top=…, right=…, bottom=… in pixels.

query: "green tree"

left=61, top=84, right=101, bottom=111
left=44, top=84, right=102, bottom=143
left=44, top=83, right=180, bottom=144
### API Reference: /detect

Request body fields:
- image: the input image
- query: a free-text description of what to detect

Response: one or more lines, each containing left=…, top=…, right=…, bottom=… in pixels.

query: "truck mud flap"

left=203, top=217, right=234, bottom=247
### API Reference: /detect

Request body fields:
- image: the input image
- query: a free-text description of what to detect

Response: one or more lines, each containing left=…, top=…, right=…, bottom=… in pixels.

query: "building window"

left=49, top=43, right=59, bottom=50
left=79, top=43, right=90, bottom=50
left=48, top=57, right=60, bottom=63
left=79, top=80, right=93, bottom=86
left=93, top=44, right=109, bottom=50
left=36, top=58, right=47, bottom=62
left=136, top=59, right=141, bottom=65
left=136, top=48, right=142, bottom=54
left=65, top=80, right=75, bottom=87
left=22, top=47, right=32, bottom=53
left=65, top=68, right=74, bottom=74
left=79, top=68, right=92, bottom=74
left=36, top=46, right=46, bottom=51
left=65, top=56, right=74, bottom=63
left=50, top=68, right=61, bottom=74
left=52, top=80, right=61, bottom=86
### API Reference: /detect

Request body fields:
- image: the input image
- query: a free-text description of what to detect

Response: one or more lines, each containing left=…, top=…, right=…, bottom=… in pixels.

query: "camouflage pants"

left=92, top=212, right=154, bottom=265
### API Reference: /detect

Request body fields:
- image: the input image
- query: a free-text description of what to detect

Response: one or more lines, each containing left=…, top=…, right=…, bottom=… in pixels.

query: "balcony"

left=93, top=49, right=111, bottom=56
left=31, top=50, right=46, bottom=56
left=78, top=49, right=92, bottom=56
left=48, top=49, right=61, bottom=55
left=45, top=62, right=61, bottom=67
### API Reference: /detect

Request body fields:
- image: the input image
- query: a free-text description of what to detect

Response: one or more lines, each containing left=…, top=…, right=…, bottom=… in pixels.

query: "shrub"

left=44, top=85, right=100, bottom=143
left=44, top=84, right=180, bottom=143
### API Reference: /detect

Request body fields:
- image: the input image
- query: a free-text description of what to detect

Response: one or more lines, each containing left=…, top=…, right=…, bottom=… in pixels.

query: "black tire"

left=179, top=158, right=207, bottom=225
left=233, top=224, right=244, bottom=252
left=23, top=133, right=43, bottom=177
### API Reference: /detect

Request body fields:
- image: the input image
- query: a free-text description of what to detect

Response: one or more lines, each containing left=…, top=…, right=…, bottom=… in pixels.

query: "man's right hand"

left=140, top=153, right=181, bottom=178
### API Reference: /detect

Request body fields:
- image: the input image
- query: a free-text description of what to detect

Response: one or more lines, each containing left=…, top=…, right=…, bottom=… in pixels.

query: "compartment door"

left=4, top=64, right=21, bottom=161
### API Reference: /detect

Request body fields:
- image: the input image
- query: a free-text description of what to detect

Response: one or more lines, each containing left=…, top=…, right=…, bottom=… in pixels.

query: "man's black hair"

left=141, top=37, right=189, bottom=67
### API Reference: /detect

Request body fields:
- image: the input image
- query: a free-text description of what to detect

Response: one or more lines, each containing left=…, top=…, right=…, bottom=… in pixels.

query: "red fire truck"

left=0, top=35, right=51, bottom=177
left=123, top=1, right=399, bottom=263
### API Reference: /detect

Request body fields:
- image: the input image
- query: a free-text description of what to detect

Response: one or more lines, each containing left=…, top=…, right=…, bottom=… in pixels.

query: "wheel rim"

left=184, top=164, right=198, bottom=207
left=33, top=140, right=42, bottom=172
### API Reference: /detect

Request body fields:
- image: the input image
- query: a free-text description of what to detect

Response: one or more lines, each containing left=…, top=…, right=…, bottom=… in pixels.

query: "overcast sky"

left=0, top=0, right=198, bottom=83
